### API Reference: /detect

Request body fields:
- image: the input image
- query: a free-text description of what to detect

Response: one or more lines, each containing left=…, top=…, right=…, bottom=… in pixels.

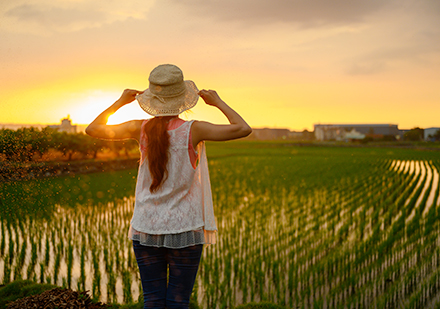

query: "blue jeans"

left=132, top=241, right=203, bottom=309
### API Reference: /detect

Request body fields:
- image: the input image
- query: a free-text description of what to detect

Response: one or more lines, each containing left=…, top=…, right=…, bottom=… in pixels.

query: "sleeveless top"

left=128, top=120, right=217, bottom=248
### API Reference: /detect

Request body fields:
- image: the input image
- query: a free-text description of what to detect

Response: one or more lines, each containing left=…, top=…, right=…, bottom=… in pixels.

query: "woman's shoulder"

left=190, top=120, right=210, bottom=132
left=169, top=118, right=199, bottom=130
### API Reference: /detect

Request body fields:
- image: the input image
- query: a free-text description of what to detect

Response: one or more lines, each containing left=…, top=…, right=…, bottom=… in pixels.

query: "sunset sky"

left=0, top=0, right=439, bottom=131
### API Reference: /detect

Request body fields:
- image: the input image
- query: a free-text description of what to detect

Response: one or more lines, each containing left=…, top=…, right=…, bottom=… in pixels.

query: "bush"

left=235, top=301, right=287, bottom=309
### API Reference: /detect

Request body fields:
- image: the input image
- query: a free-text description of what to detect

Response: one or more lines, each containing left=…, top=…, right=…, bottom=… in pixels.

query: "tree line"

left=0, top=127, right=138, bottom=162
left=404, top=127, right=440, bottom=141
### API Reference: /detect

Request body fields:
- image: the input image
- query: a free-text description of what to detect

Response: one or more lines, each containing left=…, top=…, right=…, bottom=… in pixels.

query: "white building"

left=314, top=124, right=400, bottom=141
left=48, top=117, right=77, bottom=133
left=424, top=127, right=440, bottom=141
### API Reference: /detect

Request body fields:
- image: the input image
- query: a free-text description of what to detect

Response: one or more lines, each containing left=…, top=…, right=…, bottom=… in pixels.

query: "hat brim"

left=136, top=80, right=199, bottom=117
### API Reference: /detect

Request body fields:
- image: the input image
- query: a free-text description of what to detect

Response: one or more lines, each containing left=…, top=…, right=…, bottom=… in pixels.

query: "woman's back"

left=133, top=120, right=204, bottom=234
left=139, top=118, right=198, bottom=168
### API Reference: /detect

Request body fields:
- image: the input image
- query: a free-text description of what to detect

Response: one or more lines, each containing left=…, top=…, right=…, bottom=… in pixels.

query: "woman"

left=86, top=64, right=252, bottom=308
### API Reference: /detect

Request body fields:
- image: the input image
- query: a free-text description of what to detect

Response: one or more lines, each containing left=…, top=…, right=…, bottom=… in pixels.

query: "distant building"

left=344, top=129, right=366, bottom=141
left=314, top=124, right=400, bottom=141
left=48, top=117, right=77, bottom=133
left=246, top=128, right=314, bottom=141
left=424, top=127, right=440, bottom=141
left=248, top=128, right=291, bottom=140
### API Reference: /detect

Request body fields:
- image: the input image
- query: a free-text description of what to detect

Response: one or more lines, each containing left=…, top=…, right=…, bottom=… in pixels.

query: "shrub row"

left=0, top=127, right=137, bottom=162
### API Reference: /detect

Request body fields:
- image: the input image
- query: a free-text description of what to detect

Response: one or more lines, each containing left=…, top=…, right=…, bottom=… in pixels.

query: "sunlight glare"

left=68, top=90, right=149, bottom=125
left=107, top=103, right=149, bottom=124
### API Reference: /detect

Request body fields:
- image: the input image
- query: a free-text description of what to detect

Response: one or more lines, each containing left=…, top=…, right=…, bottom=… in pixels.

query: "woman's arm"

left=86, top=89, right=144, bottom=140
left=191, top=90, right=252, bottom=148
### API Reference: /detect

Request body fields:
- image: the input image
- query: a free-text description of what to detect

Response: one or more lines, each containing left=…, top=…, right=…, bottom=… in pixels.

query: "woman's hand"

left=198, top=89, right=224, bottom=107
left=117, top=89, right=143, bottom=106
left=191, top=89, right=252, bottom=147
left=86, top=88, right=144, bottom=140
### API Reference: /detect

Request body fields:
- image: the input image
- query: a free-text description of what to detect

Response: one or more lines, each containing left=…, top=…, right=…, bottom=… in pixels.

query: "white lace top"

left=129, top=120, right=217, bottom=248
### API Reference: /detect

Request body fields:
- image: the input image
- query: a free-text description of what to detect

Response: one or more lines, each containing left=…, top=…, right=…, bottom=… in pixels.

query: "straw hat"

left=136, top=64, right=199, bottom=116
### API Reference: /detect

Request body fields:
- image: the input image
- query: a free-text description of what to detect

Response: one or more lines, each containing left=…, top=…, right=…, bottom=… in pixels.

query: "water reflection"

left=2, top=155, right=440, bottom=307
left=390, top=160, right=440, bottom=219
left=0, top=169, right=139, bottom=304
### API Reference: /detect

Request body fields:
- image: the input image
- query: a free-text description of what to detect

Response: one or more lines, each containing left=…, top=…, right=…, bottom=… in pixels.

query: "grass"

left=0, top=280, right=56, bottom=309
left=0, top=280, right=282, bottom=309
left=235, top=302, right=287, bottom=309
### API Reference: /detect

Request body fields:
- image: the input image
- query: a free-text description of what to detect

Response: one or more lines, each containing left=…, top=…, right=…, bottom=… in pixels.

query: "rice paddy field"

left=1, top=141, right=440, bottom=308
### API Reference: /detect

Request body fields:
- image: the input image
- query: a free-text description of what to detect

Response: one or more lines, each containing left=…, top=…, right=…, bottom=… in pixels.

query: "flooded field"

left=1, top=142, right=440, bottom=308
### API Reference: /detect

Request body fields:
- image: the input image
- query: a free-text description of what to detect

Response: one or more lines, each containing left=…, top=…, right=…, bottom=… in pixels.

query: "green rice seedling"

left=26, top=259, right=35, bottom=280
left=40, top=262, right=44, bottom=283
left=13, top=261, right=22, bottom=281
left=93, top=272, right=101, bottom=301
left=91, top=247, right=101, bottom=299
left=30, top=241, right=37, bottom=271
left=79, top=243, right=86, bottom=291
left=107, top=268, right=116, bottom=304
left=104, top=247, right=109, bottom=272
left=17, top=217, right=24, bottom=236
left=67, top=242, right=73, bottom=289
left=53, top=243, right=61, bottom=285
left=115, top=247, right=120, bottom=272
left=127, top=243, right=134, bottom=270
left=0, top=220, right=5, bottom=257
left=8, top=239, right=14, bottom=265
left=122, top=270, right=133, bottom=303
left=58, top=229, right=64, bottom=254
left=45, top=237, right=50, bottom=266
left=2, top=254, right=11, bottom=284
left=51, top=229, right=56, bottom=247
left=138, top=280, right=143, bottom=302
left=16, top=238, right=27, bottom=273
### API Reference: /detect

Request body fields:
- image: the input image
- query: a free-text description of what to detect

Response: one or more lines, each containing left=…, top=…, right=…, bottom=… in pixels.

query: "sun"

left=107, top=103, right=149, bottom=124
left=68, top=90, right=149, bottom=125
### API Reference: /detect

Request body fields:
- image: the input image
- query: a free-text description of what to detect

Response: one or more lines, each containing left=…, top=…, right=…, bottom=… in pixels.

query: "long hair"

left=144, top=116, right=175, bottom=193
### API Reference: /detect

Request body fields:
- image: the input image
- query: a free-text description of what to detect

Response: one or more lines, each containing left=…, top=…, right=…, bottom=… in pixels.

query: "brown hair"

left=144, top=116, right=175, bottom=193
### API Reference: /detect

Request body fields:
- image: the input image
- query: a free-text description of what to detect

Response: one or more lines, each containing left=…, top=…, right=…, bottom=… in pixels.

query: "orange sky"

left=1, top=0, right=439, bottom=131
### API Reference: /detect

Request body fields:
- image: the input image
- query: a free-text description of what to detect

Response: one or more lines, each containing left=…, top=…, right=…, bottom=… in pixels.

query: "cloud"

left=2, top=1, right=152, bottom=33
left=170, top=0, right=389, bottom=27
left=6, top=4, right=106, bottom=31
left=347, top=61, right=386, bottom=75
left=346, top=39, right=440, bottom=76
left=344, top=2, right=440, bottom=76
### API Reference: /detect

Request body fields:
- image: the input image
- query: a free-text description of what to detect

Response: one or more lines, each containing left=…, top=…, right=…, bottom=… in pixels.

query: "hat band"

left=149, top=81, right=187, bottom=98
left=151, top=93, right=166, bottom=104
left=154, top=87, right=186, bottom=98
left=145, top=87, right=187, bottom=105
